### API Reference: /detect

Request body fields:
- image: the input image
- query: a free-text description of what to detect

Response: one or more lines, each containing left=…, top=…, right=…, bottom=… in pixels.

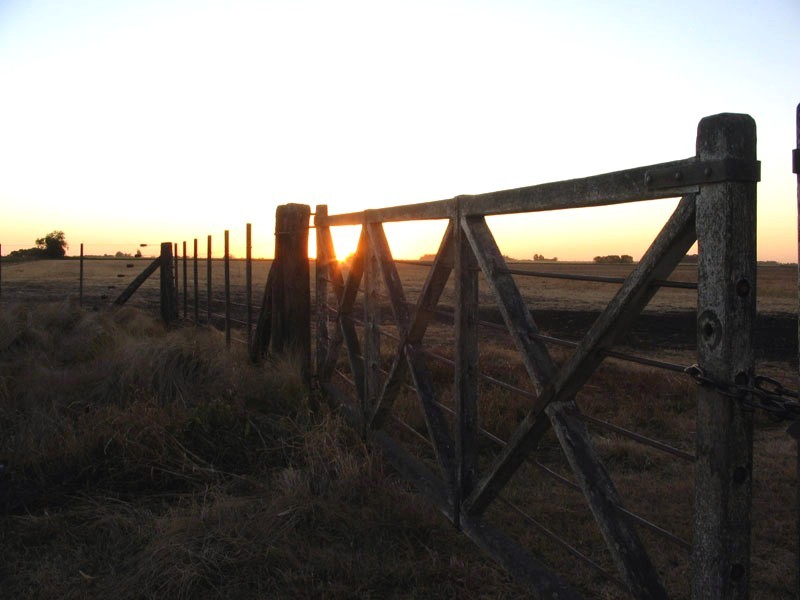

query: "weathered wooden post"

left=173, top=242, right=179, bottom=318
left=193, top=238, right=199, bottom=324
left=315, top=205, right=330, bottom=378
left=693, top=113, right=758, bottom=600
left=206, top=235, right=212, bottom=325
left=246, top=223, right=253, bottom=346
left=270, top=203, right=311, bottom=379
left=364, top=214, right=382, bottom=426
left=182, top=241, right=188, bottom=318
left=224, top=229, right=231, bottom=348
left=79, top=243, right=84, bottom=305
left=159, top=242, right=178, bottom=324
left=454, top=198, right=479, bottom=528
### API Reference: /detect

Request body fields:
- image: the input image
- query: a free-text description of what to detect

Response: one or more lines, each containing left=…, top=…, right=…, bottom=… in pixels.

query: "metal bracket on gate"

left=645, top=158, right=761, bottom=190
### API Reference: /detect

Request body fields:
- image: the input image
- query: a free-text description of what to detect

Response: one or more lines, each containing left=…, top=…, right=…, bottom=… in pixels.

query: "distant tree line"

left=7, top=231, right=68, bottom=259
left=593, top=254, right=633, bottom=264
left=533, top=253, right=558, bottom=262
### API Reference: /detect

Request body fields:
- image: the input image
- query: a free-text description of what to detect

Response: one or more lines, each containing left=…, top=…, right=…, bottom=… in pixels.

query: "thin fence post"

left=246, top=223, right=253, bottom=346
left=224, top=229, right=231, bottom=348
left=193, top=238, right=199, bottom=325
left=271, top=203, right=311, bottom=381
left=692, top=113, right=757, bottom=600
left=173, top=242, right=179, bottom=318
left=207, top=235, right=212, bottom=326
left=160, top=242, right=178, bottom=324
left=182, top=240, right=187, bottom=319
left=79, top=243, right=84, bottom=306
left=315, top=205, right=330, bottom=379
left=454, top=199, right=479, bottom=528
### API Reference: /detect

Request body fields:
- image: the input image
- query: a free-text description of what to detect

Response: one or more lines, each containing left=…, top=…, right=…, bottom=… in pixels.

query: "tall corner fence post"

left=270, top=203, right=311, bottom=383
left=692, top=113, right=758, bottom=600
left=159, top=242, right=178, bottom=324
left=270, top=205, right=288, bottom=357
left=315, top=205, right=330, bottom=380
left=251, top=204, right=311, bottom=383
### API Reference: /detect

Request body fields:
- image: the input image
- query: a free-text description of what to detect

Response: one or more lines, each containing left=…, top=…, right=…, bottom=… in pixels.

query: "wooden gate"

left=314, top=113, right=759, bottom=598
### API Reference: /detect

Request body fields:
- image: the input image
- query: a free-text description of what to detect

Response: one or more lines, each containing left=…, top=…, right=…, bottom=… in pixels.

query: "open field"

left=2, top=259, right=796, bottom=312
left=1, top=257, right=798, bottom=597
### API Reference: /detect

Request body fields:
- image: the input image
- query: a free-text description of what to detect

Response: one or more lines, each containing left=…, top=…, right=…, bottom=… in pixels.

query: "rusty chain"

left=684, top=365, right=800, bottom=428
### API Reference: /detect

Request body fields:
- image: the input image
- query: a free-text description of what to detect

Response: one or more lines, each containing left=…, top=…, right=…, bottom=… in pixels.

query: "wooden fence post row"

left=312, top=113, right=762, bottom=599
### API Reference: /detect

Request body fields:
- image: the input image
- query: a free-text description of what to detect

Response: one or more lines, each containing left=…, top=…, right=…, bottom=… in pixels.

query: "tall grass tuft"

left=0, top=302, right=518, bottom=599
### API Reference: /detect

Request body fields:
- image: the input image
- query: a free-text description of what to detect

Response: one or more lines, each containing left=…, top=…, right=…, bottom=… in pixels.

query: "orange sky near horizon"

left=0, top=0, right=798, bottom=264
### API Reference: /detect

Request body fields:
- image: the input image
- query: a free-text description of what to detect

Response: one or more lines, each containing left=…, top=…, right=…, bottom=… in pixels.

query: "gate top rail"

left=317, top=154, right=762, bottom=227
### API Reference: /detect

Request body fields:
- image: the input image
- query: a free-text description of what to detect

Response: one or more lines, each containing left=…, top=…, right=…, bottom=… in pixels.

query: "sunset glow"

left=1, top=0, right=798, bottom=262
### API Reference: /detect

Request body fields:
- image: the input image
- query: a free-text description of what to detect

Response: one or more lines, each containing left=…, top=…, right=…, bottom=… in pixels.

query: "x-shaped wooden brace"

left=457, top=194, right=698, bottom=599
left=367, top=221, right=458, bottom=490
left=319, top=195, right=696, bottom=599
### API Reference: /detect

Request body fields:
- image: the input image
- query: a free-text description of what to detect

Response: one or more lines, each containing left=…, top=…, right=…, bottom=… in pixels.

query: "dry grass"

left=3, top=256, right=797, bottom=598
left=0, top=301, right=523, bottom=599
left=357, top=333, right=796, bottom=599
left=327, top=253, right=797, bottom=599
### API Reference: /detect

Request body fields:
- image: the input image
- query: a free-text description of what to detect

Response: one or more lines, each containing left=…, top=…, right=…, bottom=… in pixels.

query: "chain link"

left=684, top=364, right=800, bottom=424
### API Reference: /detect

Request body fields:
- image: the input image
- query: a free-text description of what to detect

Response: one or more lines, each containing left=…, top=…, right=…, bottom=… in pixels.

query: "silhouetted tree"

left=35, top=231, right=68, bottom=258
left=593, top=254, right=633, bottom=264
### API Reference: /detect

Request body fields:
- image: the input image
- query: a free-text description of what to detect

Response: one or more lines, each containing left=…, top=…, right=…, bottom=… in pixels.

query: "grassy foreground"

left=0, top=301, right=520, bottom=599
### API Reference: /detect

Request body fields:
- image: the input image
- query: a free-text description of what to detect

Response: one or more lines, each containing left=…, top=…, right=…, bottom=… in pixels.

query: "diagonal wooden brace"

left=461, top=196, right=698, bottom=599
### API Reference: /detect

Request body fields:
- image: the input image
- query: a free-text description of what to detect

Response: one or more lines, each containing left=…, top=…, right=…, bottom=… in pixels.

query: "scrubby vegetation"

left=0, top=296, right=795, bottom=598
left=0, top=302, right=520, bottom=599
left=7, top=231, right=68, bottom=260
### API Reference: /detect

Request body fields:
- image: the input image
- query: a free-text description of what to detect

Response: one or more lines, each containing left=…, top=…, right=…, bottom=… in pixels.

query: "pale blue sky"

left=1, top=0, right=798, bottom=260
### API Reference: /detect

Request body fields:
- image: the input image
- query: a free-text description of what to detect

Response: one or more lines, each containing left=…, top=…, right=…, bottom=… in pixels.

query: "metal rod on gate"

left=207, top=235, right=212, bottom=326
left=182, top=241, right=187, bottom=319
left=79, top=243, right=84, bottom=305
left=193, top=239, right=199, bottom=325
left=246, top=223, right=252, bottom=346
left=224, top=229, right=231, bottom=347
